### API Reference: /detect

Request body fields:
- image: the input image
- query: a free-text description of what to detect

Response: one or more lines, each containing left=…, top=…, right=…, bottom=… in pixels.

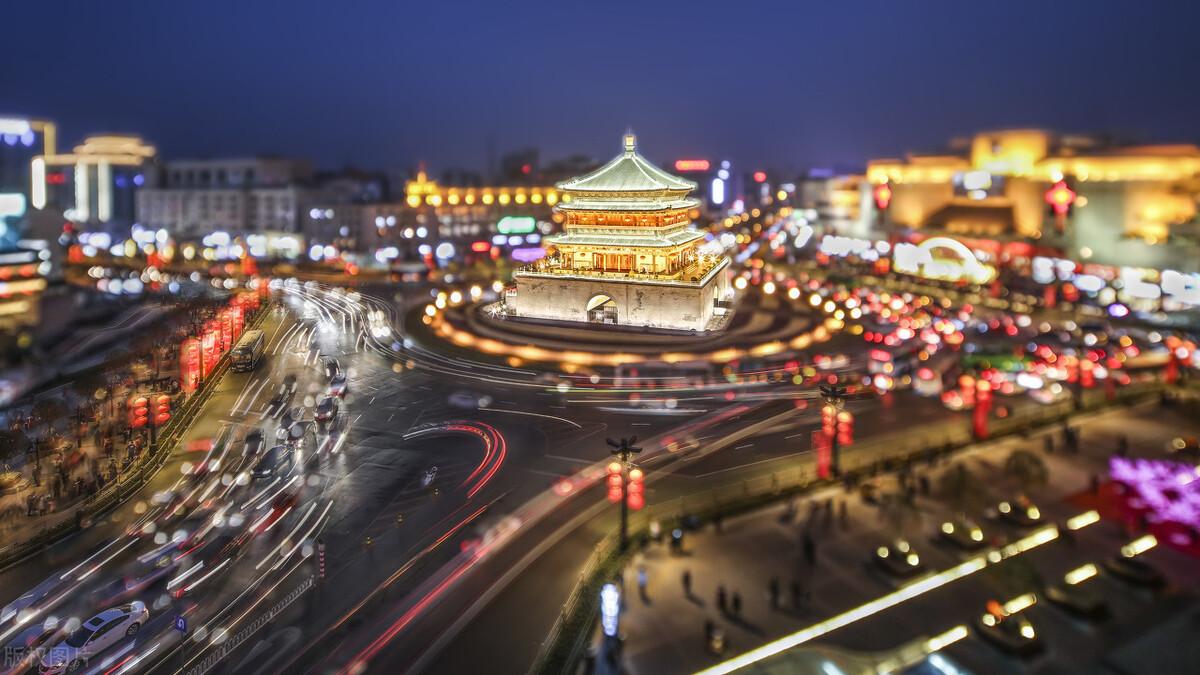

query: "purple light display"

left=1110, top=456, right=1200, bottom=531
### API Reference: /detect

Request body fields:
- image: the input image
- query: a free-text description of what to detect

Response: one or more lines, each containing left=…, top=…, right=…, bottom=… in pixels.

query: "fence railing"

left=532, top=378, right=1167, bottom=674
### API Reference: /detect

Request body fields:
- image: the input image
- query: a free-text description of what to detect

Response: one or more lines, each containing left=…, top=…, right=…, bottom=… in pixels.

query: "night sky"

left=6, top=1, right=1199, bottom=174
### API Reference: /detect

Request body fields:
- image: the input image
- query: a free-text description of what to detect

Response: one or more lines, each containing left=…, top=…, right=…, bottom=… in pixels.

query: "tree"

left=1004, top=449, right=1049, bottom=491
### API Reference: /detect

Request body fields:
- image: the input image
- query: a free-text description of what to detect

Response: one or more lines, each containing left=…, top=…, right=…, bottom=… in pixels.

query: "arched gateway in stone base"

left=507, top=132, right=732, bottom=332
left=586, top=294, right=618, bottom=324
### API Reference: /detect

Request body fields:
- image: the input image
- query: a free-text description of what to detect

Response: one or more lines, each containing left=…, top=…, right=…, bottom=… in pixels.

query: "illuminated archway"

left=893, top=236, right=996, bottom=284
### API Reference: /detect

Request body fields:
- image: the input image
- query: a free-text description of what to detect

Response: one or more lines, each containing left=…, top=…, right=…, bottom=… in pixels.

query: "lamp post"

left=819, top=383, right=847, bottom=477
left=607, top=436, right=643, bottom=552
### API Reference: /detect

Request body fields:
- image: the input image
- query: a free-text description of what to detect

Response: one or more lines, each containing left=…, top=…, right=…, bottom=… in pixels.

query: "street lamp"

left=819, top=383, right=847, bottom=477
left=606, top=436, right=643, bottom=551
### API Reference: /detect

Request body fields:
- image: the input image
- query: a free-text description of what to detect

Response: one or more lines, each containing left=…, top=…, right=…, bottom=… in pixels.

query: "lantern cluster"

left=605, top=461, right=646, bottom=511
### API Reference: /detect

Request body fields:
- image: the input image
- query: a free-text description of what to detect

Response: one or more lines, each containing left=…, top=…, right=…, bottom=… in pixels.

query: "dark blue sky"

left=5, top=1, right=1199, bottom=173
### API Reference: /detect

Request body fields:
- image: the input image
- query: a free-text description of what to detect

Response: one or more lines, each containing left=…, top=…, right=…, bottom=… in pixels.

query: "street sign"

left=174, top=615, right=187, bottom=633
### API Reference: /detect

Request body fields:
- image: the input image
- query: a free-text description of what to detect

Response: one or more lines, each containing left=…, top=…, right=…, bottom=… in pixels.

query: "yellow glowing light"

left=498, top=193, right=511, bottom=205
left=1064, top=563, right=1097, bottom=585
left=406, top=195, right=421, bottom=208
left=1002, top=593, right=1036, bottom=614
left=1066, top=510, right=1099, bottom=530
left=1121, top=534, right=1156, bottom=558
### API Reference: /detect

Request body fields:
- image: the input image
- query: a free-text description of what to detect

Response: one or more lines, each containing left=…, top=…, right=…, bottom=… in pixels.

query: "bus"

left=231, top=329, right=266, bottom=372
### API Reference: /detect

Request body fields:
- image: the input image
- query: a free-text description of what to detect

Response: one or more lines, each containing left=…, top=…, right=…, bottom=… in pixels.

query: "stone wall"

left=513, top=270, right=728, bottom=331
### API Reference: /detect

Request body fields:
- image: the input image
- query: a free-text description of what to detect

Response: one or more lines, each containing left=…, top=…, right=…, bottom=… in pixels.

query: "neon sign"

left=674, top=159, right=710, bottom=172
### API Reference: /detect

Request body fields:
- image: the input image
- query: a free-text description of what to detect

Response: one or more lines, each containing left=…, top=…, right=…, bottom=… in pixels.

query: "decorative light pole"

left=606, top=436, right=643, bottom=551
left=819, top=383, right=847, bottom=476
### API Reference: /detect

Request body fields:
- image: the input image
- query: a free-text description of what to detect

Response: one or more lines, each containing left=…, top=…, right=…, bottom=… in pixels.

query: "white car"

left=40, top=602, right=148, bottom=674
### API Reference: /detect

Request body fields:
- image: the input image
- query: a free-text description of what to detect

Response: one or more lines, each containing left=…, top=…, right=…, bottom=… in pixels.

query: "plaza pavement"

left=612, top=399, right=1200, bottom=675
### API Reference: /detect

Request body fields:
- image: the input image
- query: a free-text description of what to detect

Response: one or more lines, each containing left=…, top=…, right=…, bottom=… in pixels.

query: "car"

left=268, top=384, right=292, bottom=408
left=91, top=553, right=178, bottom=606
left=974, top=596, right=1042, bottom=656
left=1044, top=581, right=1108, bottom=619
left=39, top=602, right=149, bottom=674
left=2, top=620, right=65, bottom=675
left=254, top=491, right=300, bottom=535
left=1103, top=555, right=1164, bottom=587
left=315, top=396, right=339, bottom=423
left=323, top=357, right=341, bottom=379
left=939, top=516, right=988, bottom=550
left=328, top=372, right=348, bottom=398
left=280, top=405, right=305, bottom=429
left=873, top=539, right=924, bottom=578
left=242, top=429, right=265, bottom=458
left=996, top=496, right=1043, bottom=528
left=448, top=391, right=492, bottom=409
left=251, top=445, right=295, bottom=481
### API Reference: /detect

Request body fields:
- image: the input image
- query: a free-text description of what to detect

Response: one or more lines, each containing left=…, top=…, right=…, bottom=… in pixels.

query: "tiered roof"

left=555, top=133, right=700, bottom=212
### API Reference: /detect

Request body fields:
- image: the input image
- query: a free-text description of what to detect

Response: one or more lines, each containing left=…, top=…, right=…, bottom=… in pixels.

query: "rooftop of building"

left=555, top=133, right=697, bottom=194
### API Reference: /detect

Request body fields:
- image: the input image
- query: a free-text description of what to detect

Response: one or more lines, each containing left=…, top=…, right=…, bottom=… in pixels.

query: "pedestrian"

left=704, top=619, right=714, bottom=645
left=838, top=500, right=848, bottom=527
left=791, top=580, right=804, bottom=611
left=637, top=566, right=648, bottom=600
left=682, top=569, right=692, bottom=596
left=1117, top=434, right=1129, bottom=456
left=1090, top=473, right=1101, bottom=494
left=802, top=532, right=816, bottom=565
left=768, top=577, right=780, bottom=610
left=717, top=585, right=727, bottom=613
left=731, top=592, right=742, bottom=616
left=1044, top=435, right=1054, bottom=454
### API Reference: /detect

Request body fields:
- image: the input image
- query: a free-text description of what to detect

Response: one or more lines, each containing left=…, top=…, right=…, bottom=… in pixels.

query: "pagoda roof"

left=556, top=133, right=697, bottom=194
left=557, top=196, right=700, bottom=212
left=545, top=228, right=704, bottom=249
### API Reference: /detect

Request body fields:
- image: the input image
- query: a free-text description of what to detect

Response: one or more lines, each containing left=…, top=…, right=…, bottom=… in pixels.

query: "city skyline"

left=5, top=1, right=1200, bottom=172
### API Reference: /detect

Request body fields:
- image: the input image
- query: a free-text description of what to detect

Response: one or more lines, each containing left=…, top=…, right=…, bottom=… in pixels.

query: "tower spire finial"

left=622, top=129, right=637, bottom=155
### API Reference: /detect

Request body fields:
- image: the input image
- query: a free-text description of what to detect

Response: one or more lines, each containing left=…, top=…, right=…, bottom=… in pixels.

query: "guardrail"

left=0, top=307, right=270, bottom=573
left=531, top=379, right=1167, bottom=674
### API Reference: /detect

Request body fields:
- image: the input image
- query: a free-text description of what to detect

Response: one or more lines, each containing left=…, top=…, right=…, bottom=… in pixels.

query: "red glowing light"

left=1044, top=180, right=1076, bottom=216
left=674, top=159, right=711, bottom=172
left=470, top=241, right=491, bottom=253
left=753, top=171, right=767, bottom=183
left=873, top=182, right=892, bottom=210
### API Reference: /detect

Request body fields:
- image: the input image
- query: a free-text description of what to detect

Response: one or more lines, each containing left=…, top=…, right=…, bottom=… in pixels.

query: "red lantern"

left=627, top=468, right=645, bottom=511
left=873, top=182, right=892, bottom=210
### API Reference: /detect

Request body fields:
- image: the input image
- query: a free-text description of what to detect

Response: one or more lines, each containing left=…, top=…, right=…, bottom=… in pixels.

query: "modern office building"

left=136, top=157, right=313, bottom=238
left=509, top=133, right=731, bottom=331
left=866, top=129, right=1200, bottom=270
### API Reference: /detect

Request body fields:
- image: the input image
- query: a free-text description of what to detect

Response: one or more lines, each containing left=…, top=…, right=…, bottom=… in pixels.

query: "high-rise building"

left=508, top=133, right=731, bottom=331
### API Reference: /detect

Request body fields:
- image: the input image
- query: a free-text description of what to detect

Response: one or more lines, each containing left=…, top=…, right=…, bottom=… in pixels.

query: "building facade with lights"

left=136, top=157, right=314, bottom=238
left=508, top=134, right=731, bottom=331
left=866, top=129, right=1200, bottom=271
left=32, top=134, right=156, bottom=230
